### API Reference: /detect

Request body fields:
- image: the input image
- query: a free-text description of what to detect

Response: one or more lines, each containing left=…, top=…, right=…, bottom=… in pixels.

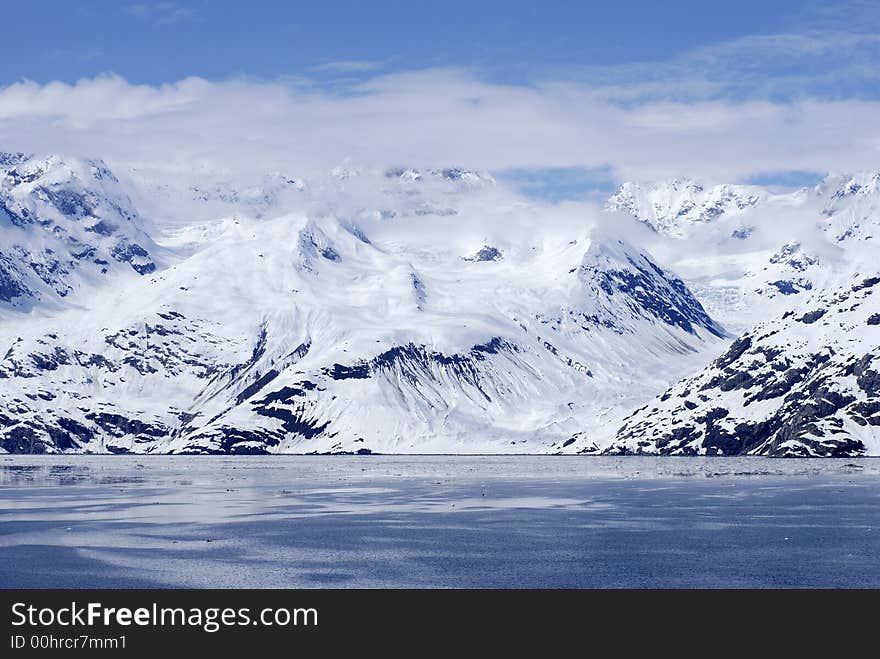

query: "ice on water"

left=2, top=456, right=879, bottom=588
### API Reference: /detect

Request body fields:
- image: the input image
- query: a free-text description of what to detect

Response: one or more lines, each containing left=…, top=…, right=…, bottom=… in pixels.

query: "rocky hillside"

left=610, top=275, right=880, bottom=456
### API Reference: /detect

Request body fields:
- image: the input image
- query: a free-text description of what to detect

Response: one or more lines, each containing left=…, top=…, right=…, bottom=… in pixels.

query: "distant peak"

left=0, top=151, right=30, bottom=168
left=384, top=166, right=495, bottom=186
left=607, top=178, right=763, bottom=237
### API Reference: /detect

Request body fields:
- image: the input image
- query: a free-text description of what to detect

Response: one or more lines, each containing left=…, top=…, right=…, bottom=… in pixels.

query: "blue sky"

left=1, top=1, right=878, bottom=199
left=4, top=1, right=867, bottom=86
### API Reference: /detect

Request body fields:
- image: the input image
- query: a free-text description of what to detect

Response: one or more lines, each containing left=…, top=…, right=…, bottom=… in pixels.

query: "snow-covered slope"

left=126, top=165, right=494, bottom=231
left=0, top=162, right=726, bottom=454
left=0, top=152, right=158, bottom=313
left=128, top=169, right=307, bottom=228
left=610, top=275, right=880, bottom=456
left=608, top=174, right=880, bottom=333
left=8, top=151, right=878, bottom=456
left=607, top=178, right=764, bottom=237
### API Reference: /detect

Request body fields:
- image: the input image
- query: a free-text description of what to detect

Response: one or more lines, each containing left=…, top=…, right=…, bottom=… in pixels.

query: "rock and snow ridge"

left=0, top=152, right=158, bottom=313
left=608, top=173, right=880, bottom=334
left=606, top=178, right=764, bottom=238
left=607, top=173, right=880, bottom=244
left=0, top=153, right=731, bottom=455
left=610, top=275, right=880, bottom=456
left=3, top=152, right=880, bottom=456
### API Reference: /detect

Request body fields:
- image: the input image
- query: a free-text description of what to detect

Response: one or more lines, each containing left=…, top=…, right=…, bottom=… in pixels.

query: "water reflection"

left=1, top=456, right=879, bottom=588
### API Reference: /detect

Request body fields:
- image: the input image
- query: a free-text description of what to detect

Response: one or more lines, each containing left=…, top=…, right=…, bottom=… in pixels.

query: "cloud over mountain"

left=1, top=69, right=879, bottom=185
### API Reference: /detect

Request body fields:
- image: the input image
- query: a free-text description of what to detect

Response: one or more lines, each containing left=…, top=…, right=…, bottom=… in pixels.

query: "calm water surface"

left=1, top=456, right=878, bottom=588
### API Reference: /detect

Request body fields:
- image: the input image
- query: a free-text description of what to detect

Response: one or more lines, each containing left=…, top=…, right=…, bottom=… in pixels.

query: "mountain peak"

left=384, top=166, right=495, bottom=186
left=0, top=152, right=157, bottom=311
left=579, top=237, right=726, bottom=338
left=607, top=178, right=763, bottom=236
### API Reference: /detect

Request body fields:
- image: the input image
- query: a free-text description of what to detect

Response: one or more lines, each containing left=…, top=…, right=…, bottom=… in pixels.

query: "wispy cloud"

left=311, top=60, right=385, bottom=74
left=566, top=30, right=880, bottom=103
left=126, top=2, right=193, bottom=26
left=791, top=0, right=880, bottom=32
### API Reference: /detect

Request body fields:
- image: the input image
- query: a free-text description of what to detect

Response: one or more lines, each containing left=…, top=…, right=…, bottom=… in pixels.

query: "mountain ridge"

left=609, top=274, right=880, bottom=456
left=0, top=154, right=726, bottom=454
left=0, top=152, right=159, bottom=314
left=3, top=152, right=879, bottom=455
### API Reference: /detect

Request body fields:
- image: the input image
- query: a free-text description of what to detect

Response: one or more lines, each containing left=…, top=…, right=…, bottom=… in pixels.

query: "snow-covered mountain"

left=606, top=178, right=764, bottom=237
left=127, top=165, right=494, bottom=231
left=128, top=169, right=307, bottom=228
left=0, top=154, right=727, bottom=454
left=4, top=151, right=879, bottom=456
left=608, top=174, right=880, bottom=333
left=383, top=166, right=496, bottom=187
left=0, top=152, right=158, bottom=313
left=610, top=275, right=880, bottom=456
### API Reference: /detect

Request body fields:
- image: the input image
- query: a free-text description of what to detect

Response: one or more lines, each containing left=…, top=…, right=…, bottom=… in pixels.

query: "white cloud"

left=311, top=60, right=385, bottom=74
left=0, top=68, right=878, bottom=185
